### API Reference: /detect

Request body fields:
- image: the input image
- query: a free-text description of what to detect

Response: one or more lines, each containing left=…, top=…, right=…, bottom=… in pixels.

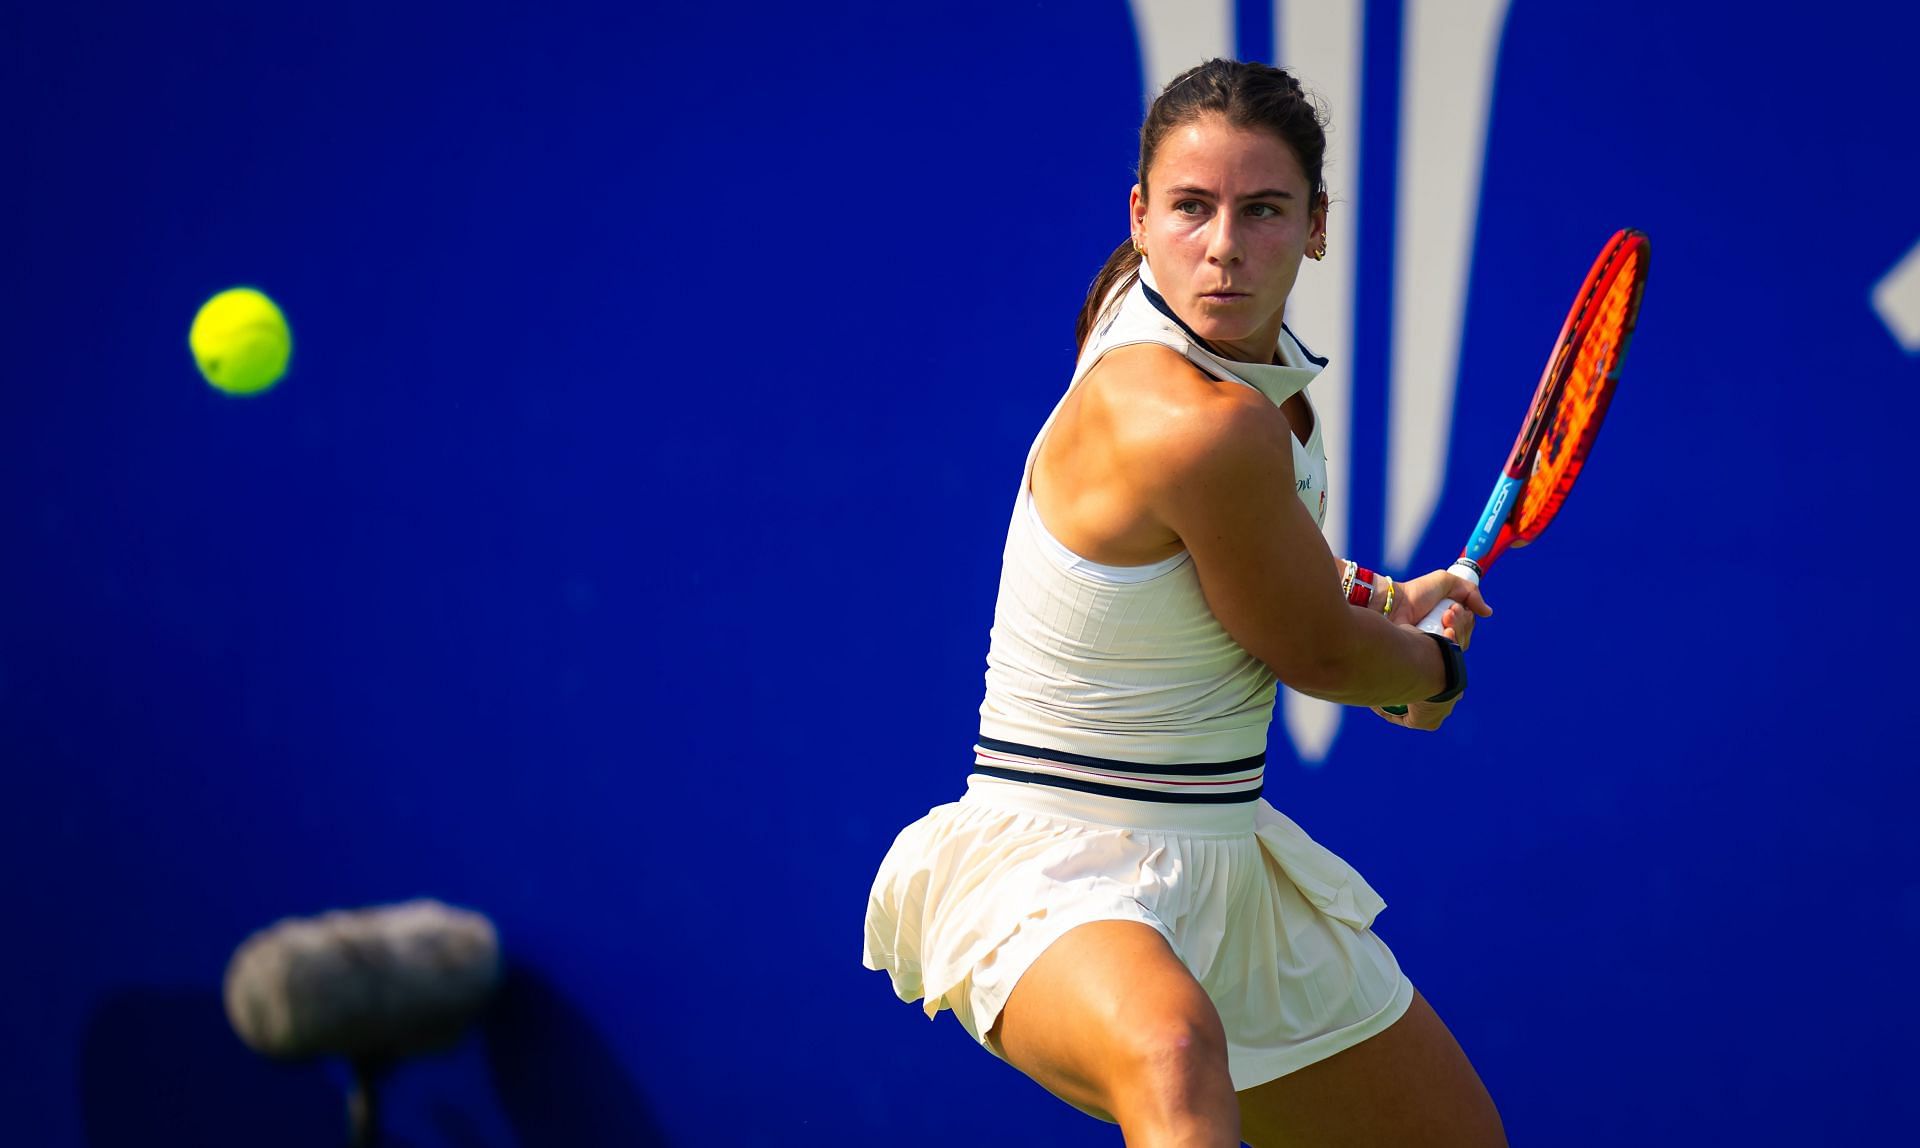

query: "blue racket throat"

left=1464, top=474, right=1525, bottom=563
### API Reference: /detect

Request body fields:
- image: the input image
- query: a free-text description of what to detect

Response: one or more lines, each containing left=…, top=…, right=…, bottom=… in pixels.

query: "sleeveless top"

left=972, top=260, right=1329, bottom=803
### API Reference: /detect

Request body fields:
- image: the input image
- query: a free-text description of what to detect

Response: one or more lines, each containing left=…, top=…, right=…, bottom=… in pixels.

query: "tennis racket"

left=1384, top=228, right=1650, bottom=713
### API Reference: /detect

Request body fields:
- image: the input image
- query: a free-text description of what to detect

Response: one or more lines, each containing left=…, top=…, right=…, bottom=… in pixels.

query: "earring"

left=1133, top=237, right=1146, bottom=255
left=1311, top=240, right=1328, bottom=261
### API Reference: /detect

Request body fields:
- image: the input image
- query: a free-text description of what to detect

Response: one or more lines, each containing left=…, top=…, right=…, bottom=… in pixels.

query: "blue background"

left=4, top=1, right=1917, bottom=1144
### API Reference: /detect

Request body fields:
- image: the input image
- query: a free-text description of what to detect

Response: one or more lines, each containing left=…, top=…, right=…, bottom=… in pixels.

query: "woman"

left=865, top=59, right=1506, bottom=1147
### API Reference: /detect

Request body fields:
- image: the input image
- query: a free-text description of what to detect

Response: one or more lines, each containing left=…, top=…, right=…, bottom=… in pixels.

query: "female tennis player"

left=865, top=59, right=1505, bottom=1146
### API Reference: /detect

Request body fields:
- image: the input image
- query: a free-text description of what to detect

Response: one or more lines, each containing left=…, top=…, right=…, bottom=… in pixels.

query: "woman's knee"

left=993, top=921, right=1236, bottom=1121
left=1104, top=1003, right=1235, bottom=1115
left=1014, top=1008, right=1236, bottom=1135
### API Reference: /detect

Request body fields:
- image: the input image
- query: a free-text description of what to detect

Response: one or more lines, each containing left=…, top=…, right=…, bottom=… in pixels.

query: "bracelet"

left=1341, top=562, right=1400, bottom=611
left=1341, top=560, right=1370, bottom=607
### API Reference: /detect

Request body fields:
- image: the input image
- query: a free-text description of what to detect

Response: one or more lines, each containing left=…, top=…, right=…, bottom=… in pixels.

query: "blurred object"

left=224, top=900, right=501, bottom=1146
left=188, top=286, right=293, bottom=395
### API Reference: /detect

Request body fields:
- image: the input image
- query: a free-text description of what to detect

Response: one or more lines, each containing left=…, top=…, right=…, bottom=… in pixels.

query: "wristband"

left=1423, top=631, right=1467, bottom=704
left=1344, top=564, right=1377, bottom=608
left=1340, top=561, right=1367, bottom=607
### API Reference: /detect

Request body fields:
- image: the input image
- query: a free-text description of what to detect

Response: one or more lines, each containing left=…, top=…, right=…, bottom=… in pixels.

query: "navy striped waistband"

left=971, top=735, right=1264, bottom=805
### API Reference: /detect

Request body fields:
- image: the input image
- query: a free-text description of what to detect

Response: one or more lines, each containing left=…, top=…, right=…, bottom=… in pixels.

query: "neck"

left=1212, top=325, right=1286, bottom=365
left=1138, top=277, right=1290, bottom=365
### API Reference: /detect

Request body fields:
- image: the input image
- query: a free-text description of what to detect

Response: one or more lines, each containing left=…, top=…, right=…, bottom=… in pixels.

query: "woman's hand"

left=1371, top=568, right=1490, bottom=730
left=1386, top=569, right=1492, bottom=650
left=1372, top=695, right=1459, bottom=731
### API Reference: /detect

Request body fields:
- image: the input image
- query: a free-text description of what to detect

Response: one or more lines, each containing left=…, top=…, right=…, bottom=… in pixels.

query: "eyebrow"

left=1166, top=185, right=1296, bottom=201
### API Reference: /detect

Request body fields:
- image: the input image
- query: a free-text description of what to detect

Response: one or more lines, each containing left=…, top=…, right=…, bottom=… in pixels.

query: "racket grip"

left=1412, top=560, right=1483, bottom=635
left=1383, top=560, right=1482, bottom=715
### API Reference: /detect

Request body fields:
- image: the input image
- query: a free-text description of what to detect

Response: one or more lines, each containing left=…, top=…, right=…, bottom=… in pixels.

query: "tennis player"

left=864, top=59, right=1505, bottom=1146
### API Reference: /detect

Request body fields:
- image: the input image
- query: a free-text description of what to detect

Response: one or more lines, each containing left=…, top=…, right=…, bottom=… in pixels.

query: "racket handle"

left=1383, top=560, right=1482, bottom=715
left=1412, top=560, right=1483, bottom=635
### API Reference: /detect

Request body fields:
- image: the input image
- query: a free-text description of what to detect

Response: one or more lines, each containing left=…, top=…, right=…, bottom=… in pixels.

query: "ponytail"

left=1074, top=239, right=1143, bottom=351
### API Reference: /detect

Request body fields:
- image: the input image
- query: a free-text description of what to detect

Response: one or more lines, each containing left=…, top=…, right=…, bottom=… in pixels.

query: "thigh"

left=988, top=919, right=1227, bottom=1123
left=1236, top=991, right=1507, bottom=1148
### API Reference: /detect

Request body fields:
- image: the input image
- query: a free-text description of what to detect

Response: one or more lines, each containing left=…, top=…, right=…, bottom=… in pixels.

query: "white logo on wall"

left=1126, top=0, right=1512, bottom=762
left=1874, top=239, right=1920, bottom=352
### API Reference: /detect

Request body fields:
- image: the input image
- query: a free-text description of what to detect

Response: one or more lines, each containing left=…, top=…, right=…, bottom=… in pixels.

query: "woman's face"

left=1130, top=115, right=1326, bottom=363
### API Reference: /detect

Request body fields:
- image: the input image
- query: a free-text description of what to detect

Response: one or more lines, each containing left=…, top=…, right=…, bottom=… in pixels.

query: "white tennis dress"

left=863, top=261, right=1412, bottom=1090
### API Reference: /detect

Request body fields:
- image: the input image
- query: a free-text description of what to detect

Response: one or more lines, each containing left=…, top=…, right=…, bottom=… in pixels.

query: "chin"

left=1188, top=315, right=1266, bottom=349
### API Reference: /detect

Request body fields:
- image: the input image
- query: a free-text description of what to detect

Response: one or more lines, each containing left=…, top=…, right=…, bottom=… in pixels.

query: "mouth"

left=1198, top=291, right=1249, bottom=303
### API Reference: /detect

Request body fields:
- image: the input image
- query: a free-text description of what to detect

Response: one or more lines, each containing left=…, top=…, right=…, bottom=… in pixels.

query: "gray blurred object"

left=225, top=899, right=501, bottom=1146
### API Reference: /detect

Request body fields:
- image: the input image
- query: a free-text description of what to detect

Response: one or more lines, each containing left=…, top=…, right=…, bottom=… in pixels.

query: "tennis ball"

left=190, top=287, right=291, bottom=395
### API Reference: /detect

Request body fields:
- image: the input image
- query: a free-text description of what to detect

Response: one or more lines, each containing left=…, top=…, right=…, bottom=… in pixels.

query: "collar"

left=1133, top=258, right=1326, bottom=408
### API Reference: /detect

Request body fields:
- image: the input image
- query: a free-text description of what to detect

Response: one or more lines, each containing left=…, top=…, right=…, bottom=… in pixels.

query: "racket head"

left=1494, top=229, right=1649, bottom=560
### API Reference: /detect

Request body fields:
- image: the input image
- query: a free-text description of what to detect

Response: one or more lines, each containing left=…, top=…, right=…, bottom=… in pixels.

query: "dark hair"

left=1074, top=59, right=1328, bottom=350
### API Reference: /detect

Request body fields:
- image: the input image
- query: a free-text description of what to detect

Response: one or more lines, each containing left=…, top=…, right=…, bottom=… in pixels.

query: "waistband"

left=971, top=735, right=1264, bottom=806
left=960, top=774, right=1260, bottom=835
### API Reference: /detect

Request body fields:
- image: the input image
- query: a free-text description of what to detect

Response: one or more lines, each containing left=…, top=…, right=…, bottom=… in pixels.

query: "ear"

left=1309, top=191, right=1329, bottom=248
left=1129, top=183, right=1147, bottom=244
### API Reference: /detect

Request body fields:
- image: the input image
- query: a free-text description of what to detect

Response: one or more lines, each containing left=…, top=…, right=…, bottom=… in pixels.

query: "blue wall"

left=4, top=2, right=1917, bottom=1144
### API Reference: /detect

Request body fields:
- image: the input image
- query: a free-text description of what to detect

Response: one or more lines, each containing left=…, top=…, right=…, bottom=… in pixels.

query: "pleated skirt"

left=862, top=775, right=1413, bottom=1090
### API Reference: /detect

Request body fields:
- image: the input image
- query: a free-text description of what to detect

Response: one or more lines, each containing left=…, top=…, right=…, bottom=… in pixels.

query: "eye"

left=1174, top=199, right=1208, bottom=216
left=1246, top=203, right=1282, bottom=219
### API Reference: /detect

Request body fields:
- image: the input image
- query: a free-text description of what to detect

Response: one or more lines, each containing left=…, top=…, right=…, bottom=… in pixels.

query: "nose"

left=1206, top=213, right=1243, bottom=266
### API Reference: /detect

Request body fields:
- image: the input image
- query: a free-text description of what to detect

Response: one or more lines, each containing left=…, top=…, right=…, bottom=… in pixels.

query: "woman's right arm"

left=1129, top=356, right=1482, bottom=711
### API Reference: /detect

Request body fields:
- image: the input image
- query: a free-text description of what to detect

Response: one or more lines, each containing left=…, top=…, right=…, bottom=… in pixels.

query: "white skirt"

left=862, top=775, right=1414, bottom=1090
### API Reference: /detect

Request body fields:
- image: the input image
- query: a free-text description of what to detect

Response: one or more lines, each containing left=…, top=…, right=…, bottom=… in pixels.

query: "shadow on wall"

left=483, top=964, right=671, bottom=1147
left=79, top=967, right=667, bottom=1147
left=80, top=986, right=338, bottom=1147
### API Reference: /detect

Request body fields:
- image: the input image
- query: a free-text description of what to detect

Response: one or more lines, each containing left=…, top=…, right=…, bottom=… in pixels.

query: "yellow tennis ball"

left=190, top=287, right=292, bottom=395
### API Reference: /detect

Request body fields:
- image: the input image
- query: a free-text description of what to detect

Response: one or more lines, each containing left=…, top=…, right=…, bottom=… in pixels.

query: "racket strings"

left=1514, top=246, right=1644, bottom=541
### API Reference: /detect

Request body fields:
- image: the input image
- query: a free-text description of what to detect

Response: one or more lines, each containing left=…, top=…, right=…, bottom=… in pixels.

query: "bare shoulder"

left=1083, top=343, right=1296, bottom=495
